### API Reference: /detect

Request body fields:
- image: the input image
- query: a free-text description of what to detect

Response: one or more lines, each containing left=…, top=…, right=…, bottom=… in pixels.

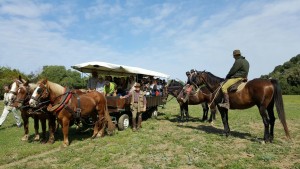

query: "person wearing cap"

left=120, top=83, right=147, bottom=131
left=87, top=71, right=100, bottom=90
left=104, top=81, right=117, bottom=96
left=219, top=49, right=250, bottom=109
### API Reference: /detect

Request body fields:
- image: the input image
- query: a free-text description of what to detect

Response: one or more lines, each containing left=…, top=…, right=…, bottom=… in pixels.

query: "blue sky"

left=0, top=0, right=299, bottom=81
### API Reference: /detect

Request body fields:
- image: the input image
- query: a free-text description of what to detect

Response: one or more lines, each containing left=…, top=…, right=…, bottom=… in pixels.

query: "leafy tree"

left=261, top=54, right=300, bottom=94
left=38, top=65, right=86, bottom=89
left=0, top=66, right=27, bottom=99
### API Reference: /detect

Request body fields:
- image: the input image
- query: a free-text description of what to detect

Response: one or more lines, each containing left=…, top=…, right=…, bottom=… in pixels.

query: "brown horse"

left=29, top=79, right=115, bottom=147
left=190, top=71, right=290, bottom=142
left=167, top=79, right=217, bottom=123
left=12, top=80, right=56, bottom=143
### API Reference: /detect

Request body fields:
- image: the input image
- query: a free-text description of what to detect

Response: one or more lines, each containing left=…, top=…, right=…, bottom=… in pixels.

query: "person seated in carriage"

left=104, top=81, right=117, bottom=96
left=87, top=71, right=100, bottom=90
left=150, top=79, right=160, bottom=96
left=95, top=76, right=105, bottom=93
left=116, top=77, right=127, bottom=96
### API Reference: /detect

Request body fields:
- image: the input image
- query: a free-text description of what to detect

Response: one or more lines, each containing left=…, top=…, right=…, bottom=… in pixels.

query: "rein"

left=207, top=85, right=222, bottom=107
left=193, top=72, right=222, bottom=107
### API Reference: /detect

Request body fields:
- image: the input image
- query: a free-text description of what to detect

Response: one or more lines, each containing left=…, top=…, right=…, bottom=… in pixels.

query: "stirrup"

left=219, top=103, right=229, bottom=109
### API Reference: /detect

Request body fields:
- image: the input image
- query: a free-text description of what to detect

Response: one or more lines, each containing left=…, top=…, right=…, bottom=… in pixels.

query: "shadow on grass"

left=157, top=115, right=258, bottom=141
left=178, top=124, right=255, bottom=141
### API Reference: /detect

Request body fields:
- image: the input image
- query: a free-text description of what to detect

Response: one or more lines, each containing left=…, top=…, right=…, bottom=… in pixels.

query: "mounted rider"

left=219, top=49, right=250, bottom=109
left=180, top=69, right=195, bottom=103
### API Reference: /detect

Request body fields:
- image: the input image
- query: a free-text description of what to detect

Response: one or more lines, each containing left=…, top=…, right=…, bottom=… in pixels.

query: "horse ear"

left=24, top=80, right=29, bottom=86
left=18, top=75, right=25, bottom=83
left=42, top=79, right=48, bottom=84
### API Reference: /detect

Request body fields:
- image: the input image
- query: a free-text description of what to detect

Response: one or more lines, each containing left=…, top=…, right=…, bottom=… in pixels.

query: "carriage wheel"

left=118, top=114, right=130, bottom=131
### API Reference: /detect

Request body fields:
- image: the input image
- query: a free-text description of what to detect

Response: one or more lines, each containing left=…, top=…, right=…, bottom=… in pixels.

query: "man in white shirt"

left=96, top=76, right=105, bottom=93
left=0, top=85, right=22, bottom=127
left=87, top=71, right=100, bottom=90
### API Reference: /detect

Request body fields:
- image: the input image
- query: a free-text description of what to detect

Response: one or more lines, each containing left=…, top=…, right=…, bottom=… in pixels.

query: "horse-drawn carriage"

left=71, top=61, right=169, bottom=130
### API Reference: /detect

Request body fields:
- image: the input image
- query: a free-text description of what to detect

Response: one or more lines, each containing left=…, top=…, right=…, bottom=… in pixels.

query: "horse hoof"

left=96, top=131, right=104, bottom=138
left=40, top=139, right=47, bottom=144
left=34, top=135, right=40, bottom=141
left=47, top=140, right=55, bottom=144
left=62, top=143, right=69, bottom=147
left=21, top=135, right=29, bottom=141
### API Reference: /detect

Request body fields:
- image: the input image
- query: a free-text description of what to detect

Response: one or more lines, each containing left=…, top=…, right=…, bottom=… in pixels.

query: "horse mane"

left=38, top=79, right=65, bottom=94
left=28, top=83, right=38, bottom=93
left=168, top=79, right=184, bottom=87
left=201, top=71, right=224, bottom=85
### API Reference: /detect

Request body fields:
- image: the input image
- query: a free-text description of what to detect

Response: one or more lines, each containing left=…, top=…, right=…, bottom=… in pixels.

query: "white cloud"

left=84, top=0, right=123, bottom=19
left=0, top=0, right=51, bottom=18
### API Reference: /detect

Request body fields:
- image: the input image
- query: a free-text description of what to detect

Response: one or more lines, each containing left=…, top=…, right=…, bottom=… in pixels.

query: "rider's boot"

left=219, top=93, right=230, bottom=109
left=132, top=118, right=137, bottom=132
left=137, top=115, right=142, bottom=130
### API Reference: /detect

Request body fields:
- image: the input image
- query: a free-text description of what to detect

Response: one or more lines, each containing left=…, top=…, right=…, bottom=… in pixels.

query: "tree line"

left=0, top=66, right=87, bottom=99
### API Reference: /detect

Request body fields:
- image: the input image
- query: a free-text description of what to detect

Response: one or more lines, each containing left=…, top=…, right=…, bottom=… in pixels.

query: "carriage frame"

left=71, top=61, right=169, bottom=130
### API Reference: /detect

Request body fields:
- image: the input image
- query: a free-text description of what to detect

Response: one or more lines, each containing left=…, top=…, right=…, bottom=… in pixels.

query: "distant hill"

left=261, top=54, right=300, bottom=94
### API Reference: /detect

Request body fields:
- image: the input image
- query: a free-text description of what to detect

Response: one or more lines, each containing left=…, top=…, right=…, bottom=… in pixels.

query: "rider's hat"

left=134, top=83, right=141, bottom=88
left=233, top=49, right=241, bottom=56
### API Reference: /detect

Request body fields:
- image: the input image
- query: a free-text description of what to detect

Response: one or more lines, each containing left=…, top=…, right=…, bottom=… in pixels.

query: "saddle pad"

left=236, top=82, right=247, bottom=92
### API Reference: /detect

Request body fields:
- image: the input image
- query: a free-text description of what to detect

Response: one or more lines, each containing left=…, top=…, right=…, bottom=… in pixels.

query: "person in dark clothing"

left=219, top=49, right=250, bottom=109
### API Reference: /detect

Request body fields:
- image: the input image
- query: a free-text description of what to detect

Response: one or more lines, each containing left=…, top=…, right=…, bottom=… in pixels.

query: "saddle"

left=228, top=78, right=248, bottom=93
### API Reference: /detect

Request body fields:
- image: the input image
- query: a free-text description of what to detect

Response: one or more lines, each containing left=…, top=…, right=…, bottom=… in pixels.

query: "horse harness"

left=47, top=88, right=82, bottom=120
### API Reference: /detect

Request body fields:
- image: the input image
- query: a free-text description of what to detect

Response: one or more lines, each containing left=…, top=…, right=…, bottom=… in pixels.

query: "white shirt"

left=96, top=81, right=105, bottom=93
left=87, top=77, right=100, bottom=90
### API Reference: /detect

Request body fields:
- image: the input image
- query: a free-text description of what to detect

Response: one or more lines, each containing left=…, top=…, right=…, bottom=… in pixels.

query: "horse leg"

left=96, top=119, right=106, bottom=138
left=267, top=101, right=275, bottom=143
left=258, top=105, right=271, bottom=142
left=209, top=108, right=217, bottom=123
left=33, top=116, right=40, bottom=141
left=40, top=117, right=47, bottom=143
left=201, top=102, right=208, bottom=121
left=61, top=117, right=70, bottom=147
left=210, top=102, right=217, bottom=121
left=184, top=103, right=189, bottom=122
left=48, top=114, right=56, bottom=144
left=219, top=108, right=230, bottom=137
left=21, top=112, right=29, bottom=141
left=179, top=105, right=184, bottom=123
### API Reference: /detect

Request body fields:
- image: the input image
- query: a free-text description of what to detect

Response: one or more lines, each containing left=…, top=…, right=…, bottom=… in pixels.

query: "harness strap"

left=208, top=85, right=222, bottom=108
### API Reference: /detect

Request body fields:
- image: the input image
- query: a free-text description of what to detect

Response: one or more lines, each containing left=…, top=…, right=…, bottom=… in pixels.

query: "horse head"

left=190, top=71, right=224, bottom=91
left=166, top=79, right=183, bottom=97
left=13, top=80, right=37, bottom=108
left=6, top=75, right=26, bottom=106
left=29, top=79, right=50, bottom=108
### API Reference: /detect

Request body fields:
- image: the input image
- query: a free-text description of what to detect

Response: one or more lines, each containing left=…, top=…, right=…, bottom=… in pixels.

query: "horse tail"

left=271, top=79, right=291, bottom=139
left=103, top=96, right=116, bottom=134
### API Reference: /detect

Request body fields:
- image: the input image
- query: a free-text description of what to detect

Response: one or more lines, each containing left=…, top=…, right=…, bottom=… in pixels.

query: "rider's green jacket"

left=226, top=56, right=249, bottom=79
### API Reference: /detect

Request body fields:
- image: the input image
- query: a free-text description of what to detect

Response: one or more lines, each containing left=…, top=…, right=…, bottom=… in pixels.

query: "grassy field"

left=0, top=95, right=299, bottom=169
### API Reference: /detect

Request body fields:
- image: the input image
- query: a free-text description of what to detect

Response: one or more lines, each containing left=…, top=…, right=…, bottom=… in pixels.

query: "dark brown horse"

left=167, top=79, right=217, bottom=123
left=12, top=80, right=56, bottom=143
left=190, top=71, right=290, bottom=142
left=29, top=79, right=115, bottom=147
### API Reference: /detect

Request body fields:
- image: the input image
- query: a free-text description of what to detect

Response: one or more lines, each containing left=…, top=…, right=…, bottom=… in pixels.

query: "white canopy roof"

left=71, top=61, right=170, bottom=78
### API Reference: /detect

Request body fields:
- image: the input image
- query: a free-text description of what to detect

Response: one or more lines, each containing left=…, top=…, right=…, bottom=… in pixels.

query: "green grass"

left=0, top=95, right=299, bottom=169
